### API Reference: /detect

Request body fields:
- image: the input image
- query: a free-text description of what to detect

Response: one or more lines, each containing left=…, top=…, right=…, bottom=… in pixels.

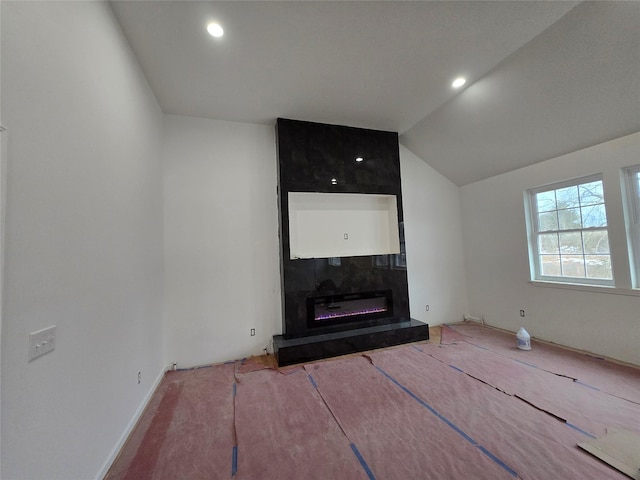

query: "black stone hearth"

left=273, top=118, right=428, bottom=366
left=273, top=319, right=429, bottom=366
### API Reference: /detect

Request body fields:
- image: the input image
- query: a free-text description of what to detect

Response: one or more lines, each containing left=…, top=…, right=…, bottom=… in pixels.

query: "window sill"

left=529, top=280, right=640, bottom=297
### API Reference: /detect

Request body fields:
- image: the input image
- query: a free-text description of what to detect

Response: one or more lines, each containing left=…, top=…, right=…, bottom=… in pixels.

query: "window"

left=526, top=175, right=613, bottom=286
left=623, top=165, right=640, bottom=287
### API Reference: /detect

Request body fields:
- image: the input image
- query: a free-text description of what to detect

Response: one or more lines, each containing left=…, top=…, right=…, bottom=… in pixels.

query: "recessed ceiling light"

left=452, top=77, right=466, bottom=89
left=355, top=157, right=364, bottom=163
left=207, top=23, right=224, bottom=38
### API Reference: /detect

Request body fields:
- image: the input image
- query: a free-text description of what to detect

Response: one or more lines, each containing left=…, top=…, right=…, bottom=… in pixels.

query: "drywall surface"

left=461, top=132, right=640, bottom=366
left=1, top=2, right=165, bottom=479
left=0, top=96, right=6, bottom=476
left=163, top=115, right=281, bottom=368
left=289, top=192, right=400, bottom=259
left=400, top=145, right=469, bottom=326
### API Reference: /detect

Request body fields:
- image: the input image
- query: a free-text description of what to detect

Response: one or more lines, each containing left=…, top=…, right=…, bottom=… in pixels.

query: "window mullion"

left=539, top=226, right=607, bottom=235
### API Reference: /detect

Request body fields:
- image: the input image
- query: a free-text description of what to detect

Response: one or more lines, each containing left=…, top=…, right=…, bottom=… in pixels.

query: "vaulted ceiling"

left=110, top=1, right=640, bottom=185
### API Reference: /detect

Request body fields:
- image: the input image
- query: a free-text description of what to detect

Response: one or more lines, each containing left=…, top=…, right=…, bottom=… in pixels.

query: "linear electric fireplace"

left=307, top=290, right=393, bottom=329
left=272, top=118, right=429, bottom=366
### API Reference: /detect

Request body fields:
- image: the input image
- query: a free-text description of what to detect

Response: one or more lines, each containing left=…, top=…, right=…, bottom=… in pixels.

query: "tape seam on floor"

left=374, top=365, right=518, bottom=478
left=305, top=367, right=379, bottom=480
left=231, top=446, right=238, bottom=476
left=350, top=443, right=376, bottom=480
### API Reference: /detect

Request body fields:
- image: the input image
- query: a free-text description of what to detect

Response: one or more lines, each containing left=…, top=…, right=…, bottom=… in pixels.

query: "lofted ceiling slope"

left=110, top=1, right=640, bottom=185
left=402, top=1, right=640, bottom=185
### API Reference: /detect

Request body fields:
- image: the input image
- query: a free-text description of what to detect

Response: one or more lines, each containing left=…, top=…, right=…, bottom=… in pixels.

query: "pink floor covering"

left=106, top=363, right=236, bottom=480
left=305, top=355, right=516, bottom=480
left=105, top=325, right=639, bottom=479
left=233, top=367, right=369, bottom=480
left=367, top=345, right=628, bottom=480
left=423, top=340, right=640, bottom=438
left=444, top=323, right=640, bottom=404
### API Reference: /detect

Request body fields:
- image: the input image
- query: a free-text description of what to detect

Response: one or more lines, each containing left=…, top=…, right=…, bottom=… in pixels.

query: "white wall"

left=163, top=115, right=281, bottom=368
left=400, top=145, right=469, bottom=326
left=461, top=132, right=640, bottom=366
left=0, top=112, right=6, bottom=478
left=163, top=129, right=468, bottom=368
left=1, top=2, right=165, bottom=479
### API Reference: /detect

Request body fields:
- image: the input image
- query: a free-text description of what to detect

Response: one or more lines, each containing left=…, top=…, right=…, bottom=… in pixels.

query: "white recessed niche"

left=288, top=192, right=400, bottom=259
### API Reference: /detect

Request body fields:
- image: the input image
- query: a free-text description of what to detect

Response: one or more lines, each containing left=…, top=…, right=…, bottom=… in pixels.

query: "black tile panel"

left=276, top=117, right=412, bottom=347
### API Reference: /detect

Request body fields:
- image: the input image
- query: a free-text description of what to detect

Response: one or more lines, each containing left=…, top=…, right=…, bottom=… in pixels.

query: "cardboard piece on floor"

left=578, top=429, right=640, bottom=479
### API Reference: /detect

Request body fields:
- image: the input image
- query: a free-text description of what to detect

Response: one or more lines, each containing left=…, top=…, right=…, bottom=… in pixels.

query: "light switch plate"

left=28, top=325, right=56, bottom=361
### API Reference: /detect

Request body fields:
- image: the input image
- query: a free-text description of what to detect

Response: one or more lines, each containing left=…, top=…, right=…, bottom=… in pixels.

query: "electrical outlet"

left=28, top=325, right=56, bottom=361
left=425, top=304, right=430, bottom=312
left=250, top=328, right=256, bottom=336
left=137, top=372, right=141, bottom=384
left=344, top=233, right=349, bottom=240
left=520, top=310, right=525, bottom=317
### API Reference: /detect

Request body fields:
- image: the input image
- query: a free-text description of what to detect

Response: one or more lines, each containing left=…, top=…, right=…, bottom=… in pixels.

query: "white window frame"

left=525, top=174, right=614, bottom=287
left=622, top=165, right=640, bottom=288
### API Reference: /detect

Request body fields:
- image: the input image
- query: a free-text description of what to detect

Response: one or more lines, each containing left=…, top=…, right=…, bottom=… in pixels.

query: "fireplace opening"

left=306, top=290, right=393, bottom=329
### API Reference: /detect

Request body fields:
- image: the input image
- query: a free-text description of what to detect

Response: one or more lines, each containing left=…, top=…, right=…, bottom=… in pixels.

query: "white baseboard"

left=94, top=365, right=170, bottom=480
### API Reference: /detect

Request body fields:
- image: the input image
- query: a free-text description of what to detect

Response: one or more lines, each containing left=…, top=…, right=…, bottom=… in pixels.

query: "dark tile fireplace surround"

left=272, top=118, right=429, bottom=366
